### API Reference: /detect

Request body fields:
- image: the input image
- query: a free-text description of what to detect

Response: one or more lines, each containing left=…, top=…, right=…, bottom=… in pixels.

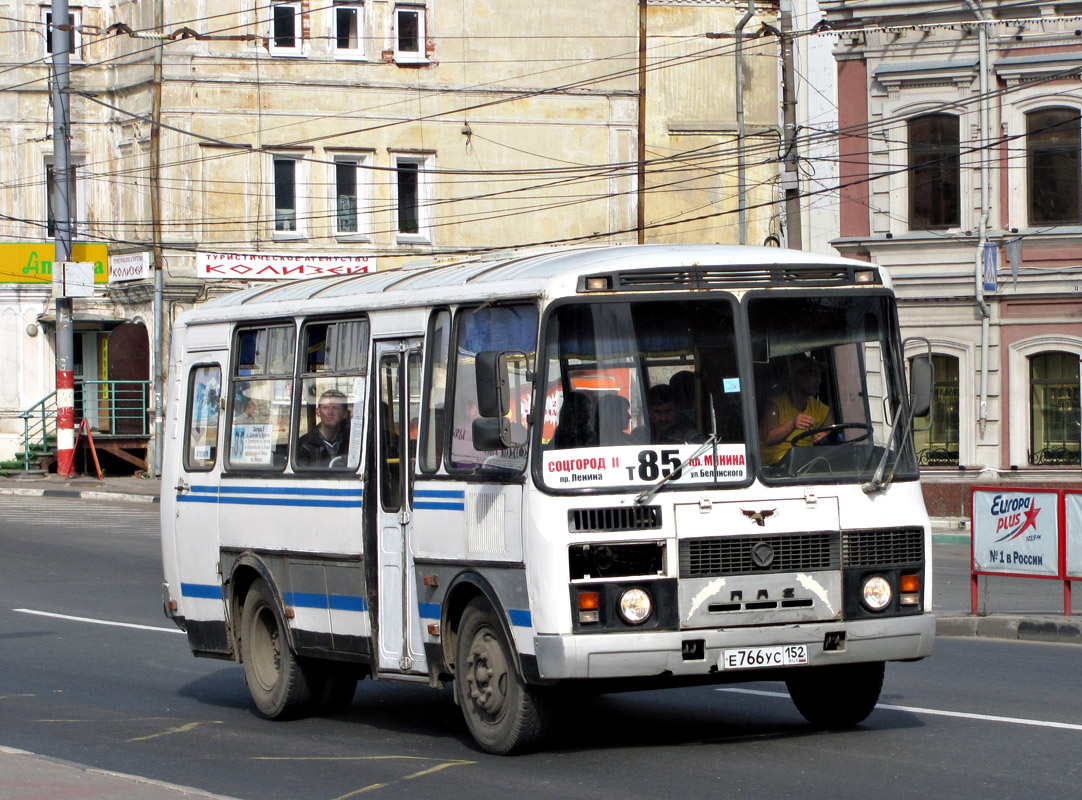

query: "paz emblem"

left=741, top=508, right=776, bottom=527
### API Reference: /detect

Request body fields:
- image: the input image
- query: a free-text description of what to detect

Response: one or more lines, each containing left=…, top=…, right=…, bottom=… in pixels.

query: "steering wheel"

left=790, top=422, right=872, bottom=446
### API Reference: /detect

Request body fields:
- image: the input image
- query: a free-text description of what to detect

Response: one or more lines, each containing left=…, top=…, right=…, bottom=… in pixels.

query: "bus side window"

left=185, top=365, right=221, bottom=471
left=294, top=318, right=369, bottom=471
left=448, top=303, right=537, bottom=475
left=419, top=309, right=450, bottom=473
left=227, top=325, right=295, bottom=472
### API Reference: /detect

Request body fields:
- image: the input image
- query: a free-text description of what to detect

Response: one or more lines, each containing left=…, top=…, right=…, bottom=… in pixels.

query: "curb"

left=936, top=614, right=1082, bottom=645
left=0, top=486, right=159, bottom=504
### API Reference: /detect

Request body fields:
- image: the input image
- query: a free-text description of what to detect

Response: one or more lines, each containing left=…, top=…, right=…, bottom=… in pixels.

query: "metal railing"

left=17, top=380, right=150, bottom=471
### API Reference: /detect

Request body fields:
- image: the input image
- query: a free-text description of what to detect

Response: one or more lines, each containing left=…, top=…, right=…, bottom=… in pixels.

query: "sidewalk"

left=0, top=746, right=239, bottom=799
left=1, top=473, right=1078, bottom=648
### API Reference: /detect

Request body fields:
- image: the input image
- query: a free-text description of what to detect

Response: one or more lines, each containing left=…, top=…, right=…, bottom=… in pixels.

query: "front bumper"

left=533, top=613, right=935, bottom=680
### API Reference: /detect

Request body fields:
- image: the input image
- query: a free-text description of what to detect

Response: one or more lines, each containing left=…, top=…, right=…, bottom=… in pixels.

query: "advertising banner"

left=197, top=251, right=375, bottom=280
left=972, top=489, right=1060, bottom=577
left=109, top=252, right=151, bottom=282
left=0, top=243, right=108, bottom=284
left=1067, top=492, right=1082, bottom=579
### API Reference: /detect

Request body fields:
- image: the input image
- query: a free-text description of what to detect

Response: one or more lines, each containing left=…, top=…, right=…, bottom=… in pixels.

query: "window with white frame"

left=272, top=155, right=305, bottom=236
left=1027, top=107, right=1081, bottom=226
left=393, top=4, right=426, bottom=62
left=270, top=1, right=302, bottom=55
left=42, top=7, right=82, bottom=59
left=393, top=154, right=431, bottom=241
left=1029, top=351, right=1080, bottom=466
left=45, top=157, right=82, bottom=237
left=333, top=2, right=364, bottom=57
left=912, top=354, right=960, bottom=467
left=333, top=155, right=368, bottom=237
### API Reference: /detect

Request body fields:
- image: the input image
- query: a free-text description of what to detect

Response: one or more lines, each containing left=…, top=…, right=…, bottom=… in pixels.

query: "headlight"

left=618, top=588, right=652, bottom=624
left=861, top=576, right=892, bottom=612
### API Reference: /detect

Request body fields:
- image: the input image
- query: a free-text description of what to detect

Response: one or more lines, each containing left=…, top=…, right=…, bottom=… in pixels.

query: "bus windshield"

left=748, top=293, right=917, bottom=485
left=536, top=292, right=917, bottom=492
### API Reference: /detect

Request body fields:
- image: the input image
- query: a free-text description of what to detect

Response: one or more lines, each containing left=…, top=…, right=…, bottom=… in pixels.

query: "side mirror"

left=909, top=354, right=933, bottom=419
left=472, top=417, right=511, bottom=451
left=475, top=351, right=510, bottom=418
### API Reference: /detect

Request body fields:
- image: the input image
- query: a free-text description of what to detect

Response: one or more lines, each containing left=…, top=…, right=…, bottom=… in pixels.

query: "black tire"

left=239, top=578, right=313, bottom=719
left=785, top=661, right=885, bottom=729
left=455, top=598, right=551, bottom=755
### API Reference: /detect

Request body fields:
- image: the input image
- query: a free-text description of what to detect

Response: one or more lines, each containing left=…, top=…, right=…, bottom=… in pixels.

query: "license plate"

left=721, top=644, right=808, bottom=670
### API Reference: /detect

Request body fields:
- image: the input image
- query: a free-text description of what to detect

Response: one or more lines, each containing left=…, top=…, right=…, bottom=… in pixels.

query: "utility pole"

left=51, top=0, right=75, bottom=477
left=779, top=0, right=802, bottom=250
left=150, top=0, right=165, bottom=476
left=636, top=0, right=647, bottom=244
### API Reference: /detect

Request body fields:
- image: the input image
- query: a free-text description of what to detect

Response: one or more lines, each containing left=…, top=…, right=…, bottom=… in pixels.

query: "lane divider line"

left=717, top=687, right=1082, bottom=731
left=14, top=608, right=184, bottom=634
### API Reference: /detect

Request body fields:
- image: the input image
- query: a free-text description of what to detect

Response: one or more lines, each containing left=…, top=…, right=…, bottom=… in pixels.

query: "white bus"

left=161, top=244, right=934, bottom=754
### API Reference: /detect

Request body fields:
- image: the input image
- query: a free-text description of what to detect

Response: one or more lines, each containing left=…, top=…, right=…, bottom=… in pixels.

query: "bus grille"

left=842, top=528, right=924, bottom=566
left=679, top=532, right=840, bottom=577
left=596, top=266, right=877, bottom=291
left=569, top=506, right=661, bottom=533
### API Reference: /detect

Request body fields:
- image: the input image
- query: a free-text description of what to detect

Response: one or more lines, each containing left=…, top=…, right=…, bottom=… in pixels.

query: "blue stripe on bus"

left=178, top=484, right=362, bottom=509
left=417, top=603, right=530, bottom=628
left=508, top=609, right=532, bottom=628
left=181, top=582, right=221, bottom=599
left=414, top=489, right=465, bottom=511
left=284, top=592, right=368, bottom=612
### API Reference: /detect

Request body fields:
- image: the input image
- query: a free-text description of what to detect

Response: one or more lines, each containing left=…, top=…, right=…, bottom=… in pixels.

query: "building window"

left=393, top=155, right=431, bottom=241
left=908, top=114, right=959, bottom=230
left=1029, top=352, right=1080, bottom=466
left=270, top=2, right=301, bottom=54
left=43, top=8, right=81, bottom=58
left=913, top=354, right=959, bottom=467
left=272, top=155, right=304, bottom=236
left=1027, top=107, right=1081, bottom=226
left=334, top=2, right=364, bottom=56
left=334, top=156, right=367, bottom=236
left=46, top=159, right=80, bottom=237
left=394, top=4, right=425, bottom=62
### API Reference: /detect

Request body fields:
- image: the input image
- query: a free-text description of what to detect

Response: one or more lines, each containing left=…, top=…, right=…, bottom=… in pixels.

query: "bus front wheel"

left=455, top=598, right=551, bottom=755
left=785, top=661, right=884, bottom=729
left=240, top=578, right=312, bottom=719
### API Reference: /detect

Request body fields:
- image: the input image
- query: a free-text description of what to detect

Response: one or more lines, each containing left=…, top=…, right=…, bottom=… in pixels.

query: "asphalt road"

left=2, top=496, right=1081, bottom=799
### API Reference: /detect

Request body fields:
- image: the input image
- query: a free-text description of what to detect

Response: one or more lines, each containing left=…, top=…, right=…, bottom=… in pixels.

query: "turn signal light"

left=900, top=574, right=920, bottom=606
left=578, top=590, right=600, bottom=624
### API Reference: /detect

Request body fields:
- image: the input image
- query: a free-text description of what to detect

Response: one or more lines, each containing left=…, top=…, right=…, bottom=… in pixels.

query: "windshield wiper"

left=862, top=403, right=915, bottom=494
left=635, top=434, right=718, bottom=505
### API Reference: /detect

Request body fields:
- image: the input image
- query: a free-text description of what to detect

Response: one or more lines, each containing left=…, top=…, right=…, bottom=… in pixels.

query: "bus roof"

left=183, top=244, right=878, bottom=323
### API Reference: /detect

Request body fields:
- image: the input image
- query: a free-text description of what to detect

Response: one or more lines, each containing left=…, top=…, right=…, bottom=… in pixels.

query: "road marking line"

left=14, top=608, right=184, bottom=634
left=129, top=721, right=224, bottom=742
left=718, top=687, right=1082, bottom=731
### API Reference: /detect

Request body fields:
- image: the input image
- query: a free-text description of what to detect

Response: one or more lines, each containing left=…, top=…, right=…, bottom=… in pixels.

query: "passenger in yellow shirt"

left=760, top=355, right=834, bottom=466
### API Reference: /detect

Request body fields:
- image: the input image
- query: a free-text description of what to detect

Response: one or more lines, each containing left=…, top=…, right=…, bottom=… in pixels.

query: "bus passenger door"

left=169, top=360, right=230, bottom=655
left=373, top=339, right=426, bottom=675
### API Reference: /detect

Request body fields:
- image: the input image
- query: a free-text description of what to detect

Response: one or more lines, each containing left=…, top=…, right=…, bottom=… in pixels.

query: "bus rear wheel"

left=240, top=578, right=312, bottom=719
left=455, top=598, right=551, bottom=755
left=785, top=661, right=885, bottom=729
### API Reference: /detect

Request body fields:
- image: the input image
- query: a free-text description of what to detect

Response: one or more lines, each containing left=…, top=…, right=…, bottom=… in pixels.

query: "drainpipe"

left=966, top=0, right=991, bottom=435
left=735, top=0, right=755, bottom=245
